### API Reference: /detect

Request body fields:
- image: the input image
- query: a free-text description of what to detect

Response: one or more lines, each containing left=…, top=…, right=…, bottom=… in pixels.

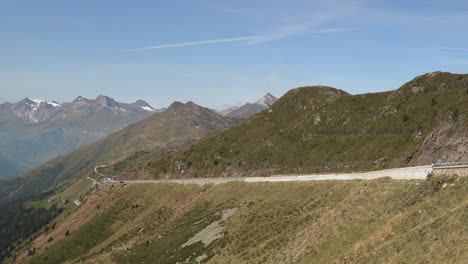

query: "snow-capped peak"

left=256, top=93, right=278, bottom=106
left=48, top=101, right=61, bottom=107
left=141, top=106, right=156, bottom=112
left=30, top=99, right=61, bottom=108
left=19, top=98, right=61, bottom=123
left=31, top=99, right=45, bottom=105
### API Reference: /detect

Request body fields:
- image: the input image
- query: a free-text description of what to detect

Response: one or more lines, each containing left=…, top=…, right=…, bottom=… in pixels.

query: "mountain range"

left=4, top=72, right=468, bottom=185
left=0, top=93, right=276, bottom=180
left=6, top=72, right=466, bottom=184
left=0, top=96, right=160, bottom=179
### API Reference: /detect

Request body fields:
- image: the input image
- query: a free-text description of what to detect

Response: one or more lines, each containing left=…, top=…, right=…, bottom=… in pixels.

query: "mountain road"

left=103, top=165, right=433, bottom=186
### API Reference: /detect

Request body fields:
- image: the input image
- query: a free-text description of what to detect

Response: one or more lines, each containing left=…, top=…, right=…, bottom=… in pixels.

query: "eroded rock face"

left=410, top=122, right=468, bottom=165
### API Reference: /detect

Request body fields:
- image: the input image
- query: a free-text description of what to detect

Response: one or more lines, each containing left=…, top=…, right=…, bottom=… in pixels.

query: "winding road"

left=86, top=177, right=97, bottom=187
left=94, top=165, right=107, bottom=177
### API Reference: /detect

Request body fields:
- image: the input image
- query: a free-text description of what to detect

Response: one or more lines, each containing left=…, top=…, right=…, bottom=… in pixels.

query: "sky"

left=1, top=0, right=468, bottom=109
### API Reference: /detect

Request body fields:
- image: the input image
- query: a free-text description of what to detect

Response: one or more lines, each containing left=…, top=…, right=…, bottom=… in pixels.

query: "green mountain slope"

left=139, top=72, right=468, bottom=178
left=0, top=102, right=238, bottom=202
left=9, top=175, right=468, bottom=264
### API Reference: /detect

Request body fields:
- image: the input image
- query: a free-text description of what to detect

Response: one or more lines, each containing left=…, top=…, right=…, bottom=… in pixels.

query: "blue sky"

left=1, top=0, right=468, bottom=109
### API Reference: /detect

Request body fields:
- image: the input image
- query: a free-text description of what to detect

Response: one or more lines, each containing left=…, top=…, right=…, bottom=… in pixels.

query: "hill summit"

left=138, top=73, right=467, bottom=178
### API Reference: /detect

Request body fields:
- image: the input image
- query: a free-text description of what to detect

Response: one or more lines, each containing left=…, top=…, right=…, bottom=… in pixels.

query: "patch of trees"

left=0, top=192, right=63, bottom=262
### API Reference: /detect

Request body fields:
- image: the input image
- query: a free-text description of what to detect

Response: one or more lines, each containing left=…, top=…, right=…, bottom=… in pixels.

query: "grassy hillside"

left=140, top=72, right=468, bottom=178
left=9, top=174, right=468, bottom=263
left=0, top=102, right=237, bottom=203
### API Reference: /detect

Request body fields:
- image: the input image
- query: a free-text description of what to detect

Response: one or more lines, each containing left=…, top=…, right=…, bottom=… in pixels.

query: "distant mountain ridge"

left=0, top=98, right=61, bottom=124
left=0, top=95, right=160, bottom=126
left=0, top=95, right=160, bottom=178
left=220, top=93, right=278, bottom=119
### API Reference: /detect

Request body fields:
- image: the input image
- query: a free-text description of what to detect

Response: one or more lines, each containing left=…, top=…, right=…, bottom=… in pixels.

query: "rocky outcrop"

left=410, top=122, right=468, bottom=165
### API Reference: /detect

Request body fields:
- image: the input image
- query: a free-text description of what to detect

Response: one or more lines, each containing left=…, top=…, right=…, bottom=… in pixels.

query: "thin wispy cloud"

left=127, top=1, right=360, bottom=51
left=127, top=36, right=264, bottom=51
left=128, top=26, right=353, bottom=51
left=245, top=26, right=356, bottom=45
